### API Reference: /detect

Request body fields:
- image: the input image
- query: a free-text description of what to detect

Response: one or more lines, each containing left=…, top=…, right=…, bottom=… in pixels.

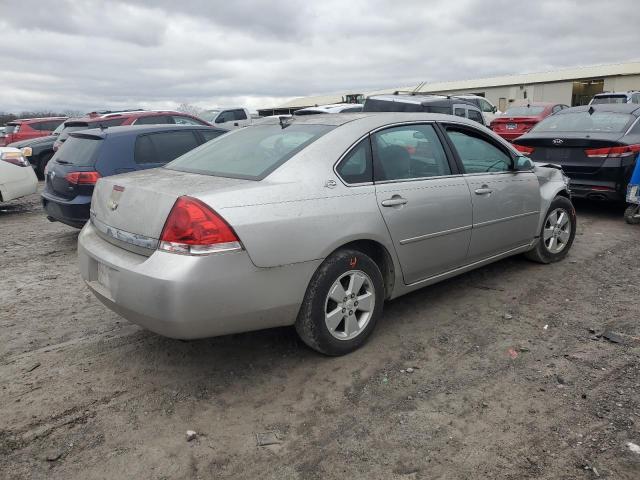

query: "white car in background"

left=202, top=108, right=253, bottom=130
left=452, top=95, right=501, bottom=124
left=294, top=103, right=364, bottom=115
left=0, top=147, right=38, bottom=203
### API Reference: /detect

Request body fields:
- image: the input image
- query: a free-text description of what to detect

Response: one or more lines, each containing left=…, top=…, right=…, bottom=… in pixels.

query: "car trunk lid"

left=491, top=116, right=540, bottom=135
left=515, top=133, right=627, bottom=174
left=91, top=168, right=255, bottom=253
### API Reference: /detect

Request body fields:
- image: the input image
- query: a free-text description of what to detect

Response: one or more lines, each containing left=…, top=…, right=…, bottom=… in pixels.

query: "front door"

left=442, top=125, right=540, bottom=261
left=372, top=123, right=473, bottom=284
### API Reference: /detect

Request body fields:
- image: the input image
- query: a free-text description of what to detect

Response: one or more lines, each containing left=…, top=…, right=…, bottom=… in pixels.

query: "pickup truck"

left=202, top=108, right=253, bottom=130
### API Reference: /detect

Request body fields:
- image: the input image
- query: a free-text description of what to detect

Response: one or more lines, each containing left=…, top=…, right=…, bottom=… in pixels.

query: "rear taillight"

left=514, top=144, right=535, bottom=155
left=1, top=151, right=30, bottom=167
left=584, top=144, right=640, bottom=158
left=65, top=171, right=101, bottom=185
left=159, top=196, right=242, bottom=255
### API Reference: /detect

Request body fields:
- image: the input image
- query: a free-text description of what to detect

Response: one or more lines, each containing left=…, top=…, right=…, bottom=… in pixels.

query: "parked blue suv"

left=42, top=124, right=227, bottom=228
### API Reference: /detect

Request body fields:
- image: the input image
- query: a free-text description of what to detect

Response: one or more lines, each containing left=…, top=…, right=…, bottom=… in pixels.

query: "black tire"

left=525, top=196, right=576, bottom=264
left=624, top=204, right=640, bottom=225
left=36, top=152, right=53, bottom=179
left=295, top=248, right=384, bottom=356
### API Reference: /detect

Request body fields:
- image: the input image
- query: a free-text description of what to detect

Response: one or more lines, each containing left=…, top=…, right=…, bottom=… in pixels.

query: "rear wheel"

left=295, top=249, right=384, bottom=355
left=624, top=204, right=640, bottom=225
left=525, top=196, right=576, bottom=264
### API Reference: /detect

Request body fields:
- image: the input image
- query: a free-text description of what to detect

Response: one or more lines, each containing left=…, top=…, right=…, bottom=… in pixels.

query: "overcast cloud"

left=0, top=0, right=638, bottom=114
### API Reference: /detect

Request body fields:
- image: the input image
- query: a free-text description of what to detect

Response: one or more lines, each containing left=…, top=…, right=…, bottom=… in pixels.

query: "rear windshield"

left=503, top=106, right=545, bottom=116
left=166, top=124, right=333, bottom=180
left=53, top=135, right=103, bottom=166
left=591, top=95, right=627, bottom=105
left=533, top=111, right=634, bottom=133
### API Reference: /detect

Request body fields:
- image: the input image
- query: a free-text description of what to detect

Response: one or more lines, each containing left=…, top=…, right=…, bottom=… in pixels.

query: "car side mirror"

left=514, top=156, right=534, bottom=171
left=492, top=106, right=497, bottom=113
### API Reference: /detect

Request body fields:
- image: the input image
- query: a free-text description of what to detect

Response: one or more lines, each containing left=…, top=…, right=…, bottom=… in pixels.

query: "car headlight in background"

left=21, top=146, right=32, bottom=157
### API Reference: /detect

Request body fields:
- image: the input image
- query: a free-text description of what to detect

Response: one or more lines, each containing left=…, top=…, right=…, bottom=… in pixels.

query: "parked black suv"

left=363, top=93, right=486, bottom=126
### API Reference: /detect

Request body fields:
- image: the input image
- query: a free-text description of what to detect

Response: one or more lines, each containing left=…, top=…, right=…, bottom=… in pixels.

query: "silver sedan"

left=78, top=113, right=575, bottom=355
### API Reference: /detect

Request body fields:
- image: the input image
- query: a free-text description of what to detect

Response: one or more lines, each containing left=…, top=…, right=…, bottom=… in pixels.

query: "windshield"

left=503, top=106, right=546, bottom=116
left=52, top=123, right=66, bottom=135
left=167, top=123, right=334, bottom=180
left=591, top=95, right=627, bottom=105
left=4, top=124, right=17, bottom=134
left=202, top=110, right=221, bottom=123
left=533, top=111, right=634, bottom=133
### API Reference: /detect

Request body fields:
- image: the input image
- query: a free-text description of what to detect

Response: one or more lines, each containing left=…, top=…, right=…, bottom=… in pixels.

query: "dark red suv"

left=52, top=110, right=211, bottom=151
left=1, top=117, right=67, bottom=146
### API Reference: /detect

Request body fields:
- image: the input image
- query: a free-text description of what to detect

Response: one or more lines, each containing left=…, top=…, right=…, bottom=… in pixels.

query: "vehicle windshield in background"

left=503, top=106, right=546, bottom=116
left=533, top=111, right=634, bottom=133
left=202, top=110, right=221, bottom=123
left=4, top=124, right=17, bottom=134
left=166, top=124, right=334, bottom=180
left=52, top=122, right=66, bottom=135
left=591, top=95, right=627, bottom=105
left=54, top=135, right=102, bottom=166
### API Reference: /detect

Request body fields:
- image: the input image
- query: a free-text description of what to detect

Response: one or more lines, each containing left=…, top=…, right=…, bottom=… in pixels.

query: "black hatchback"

left=513, top=104, right=640, bottom=202
left=42, top=124, right=227, bottom=227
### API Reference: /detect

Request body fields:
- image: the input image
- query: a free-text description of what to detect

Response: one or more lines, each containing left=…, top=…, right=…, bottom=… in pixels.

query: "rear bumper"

left=41, top=191, right=90, bottom=228
left=77, top=222, right=321, bottom=339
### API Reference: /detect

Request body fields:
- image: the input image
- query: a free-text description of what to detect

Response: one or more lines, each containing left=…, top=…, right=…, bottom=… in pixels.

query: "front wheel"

left=624, top=204, right=640, bottom=225
left=525, top=196, right=576, bottom=264
left=295, top=249, right=384, bottom=355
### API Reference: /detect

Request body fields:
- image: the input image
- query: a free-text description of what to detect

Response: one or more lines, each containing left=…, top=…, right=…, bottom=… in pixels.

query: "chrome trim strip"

left=399, top=224, right=472, bottom=245
left=406, top=242, right=534, bottom=287
left=374, top=174, right=465, bottom=185
left=474, top=211, right=540, bottom=228
left=91, top=212, right=158, bottom=251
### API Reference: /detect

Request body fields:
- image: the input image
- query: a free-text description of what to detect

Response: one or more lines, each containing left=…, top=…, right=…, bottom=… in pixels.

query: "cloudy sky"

left=0, top=0, right=638, bottom=114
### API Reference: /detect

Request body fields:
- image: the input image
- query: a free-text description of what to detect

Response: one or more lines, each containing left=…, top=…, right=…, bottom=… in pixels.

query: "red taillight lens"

left=65, top=171, right=101, bottom=185
left=159, top=196, right=241, bottom=255
left=585, top=144, right=640, bottom=158
left=514, top=144, right=535, bottom=155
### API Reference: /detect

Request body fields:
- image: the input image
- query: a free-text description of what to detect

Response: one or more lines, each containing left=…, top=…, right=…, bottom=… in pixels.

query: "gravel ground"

left=1, top=184, right=640, bottom=479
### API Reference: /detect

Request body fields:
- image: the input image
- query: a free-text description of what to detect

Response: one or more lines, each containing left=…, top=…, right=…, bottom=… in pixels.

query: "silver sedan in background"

left=78, top=113, right=575, bottom=355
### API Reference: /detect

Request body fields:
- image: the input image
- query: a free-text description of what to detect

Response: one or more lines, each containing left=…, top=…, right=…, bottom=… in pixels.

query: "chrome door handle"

left=381, top=196, right=408, bottom=207
left=474, top=187, right=493, bottom=195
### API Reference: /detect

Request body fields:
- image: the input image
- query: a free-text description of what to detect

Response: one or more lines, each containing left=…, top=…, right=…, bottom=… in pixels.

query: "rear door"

left=372, top=122, right=473, bottom=284
left=443, top=124, right=540, bottom=261
left=133, top=130, right=201, bottom=170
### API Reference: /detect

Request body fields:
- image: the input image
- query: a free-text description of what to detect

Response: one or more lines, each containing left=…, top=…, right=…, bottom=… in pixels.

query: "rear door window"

left=134, top=130, right=200, bottom=165
left=233, top=109, right=248, bottom=120
left=372, top=124, right=452, bottom=181
left=467, top=109, right=484, bottom=124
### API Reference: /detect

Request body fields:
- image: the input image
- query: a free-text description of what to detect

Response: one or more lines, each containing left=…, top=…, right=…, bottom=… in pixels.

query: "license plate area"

left=97, top=262, right=112, bottom=292
left=506, top=123, right=517, bottom=130
left=545, top=148, right=571, bottom=161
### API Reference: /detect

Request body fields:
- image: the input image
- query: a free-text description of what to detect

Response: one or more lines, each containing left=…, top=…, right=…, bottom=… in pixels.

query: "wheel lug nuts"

left=342, top=308, right=346, bottom=313
left=351, top=293, right=355, bottom=298
left=354, top=301, right=359, bottom=306
left=349, top=310, right=353, bottom=315
left=343, top=297, right=347, bottom=302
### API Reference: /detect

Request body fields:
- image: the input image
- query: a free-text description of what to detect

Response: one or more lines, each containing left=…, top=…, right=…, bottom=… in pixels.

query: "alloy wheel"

left=324, top=270, right=375, bottom=341
left=543, top=208, right=571, bottom=254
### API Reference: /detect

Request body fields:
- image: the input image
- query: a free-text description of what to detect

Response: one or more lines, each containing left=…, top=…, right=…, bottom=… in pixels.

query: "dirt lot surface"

left=1, top=184, right=640, bottom=479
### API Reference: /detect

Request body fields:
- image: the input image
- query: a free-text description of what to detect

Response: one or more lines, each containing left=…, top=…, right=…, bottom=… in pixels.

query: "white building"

left=258, top=62, right=640, bottom=116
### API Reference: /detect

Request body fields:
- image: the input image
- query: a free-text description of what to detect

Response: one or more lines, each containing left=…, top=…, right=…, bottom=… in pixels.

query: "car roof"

left=8, top=116, right=67, bottom=124
left=593, top=91, right=637, bottom=96
left=506, top=102, right=557, bottom=107
left=249, top=112, right=484, bottom=129
left=557, top=104, right=640, bottom=115
left=69, top=124, right=225, bottom=139
left=366, top=94, right=479, bottom=108
left=66, top=110, right=194, bottom=124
